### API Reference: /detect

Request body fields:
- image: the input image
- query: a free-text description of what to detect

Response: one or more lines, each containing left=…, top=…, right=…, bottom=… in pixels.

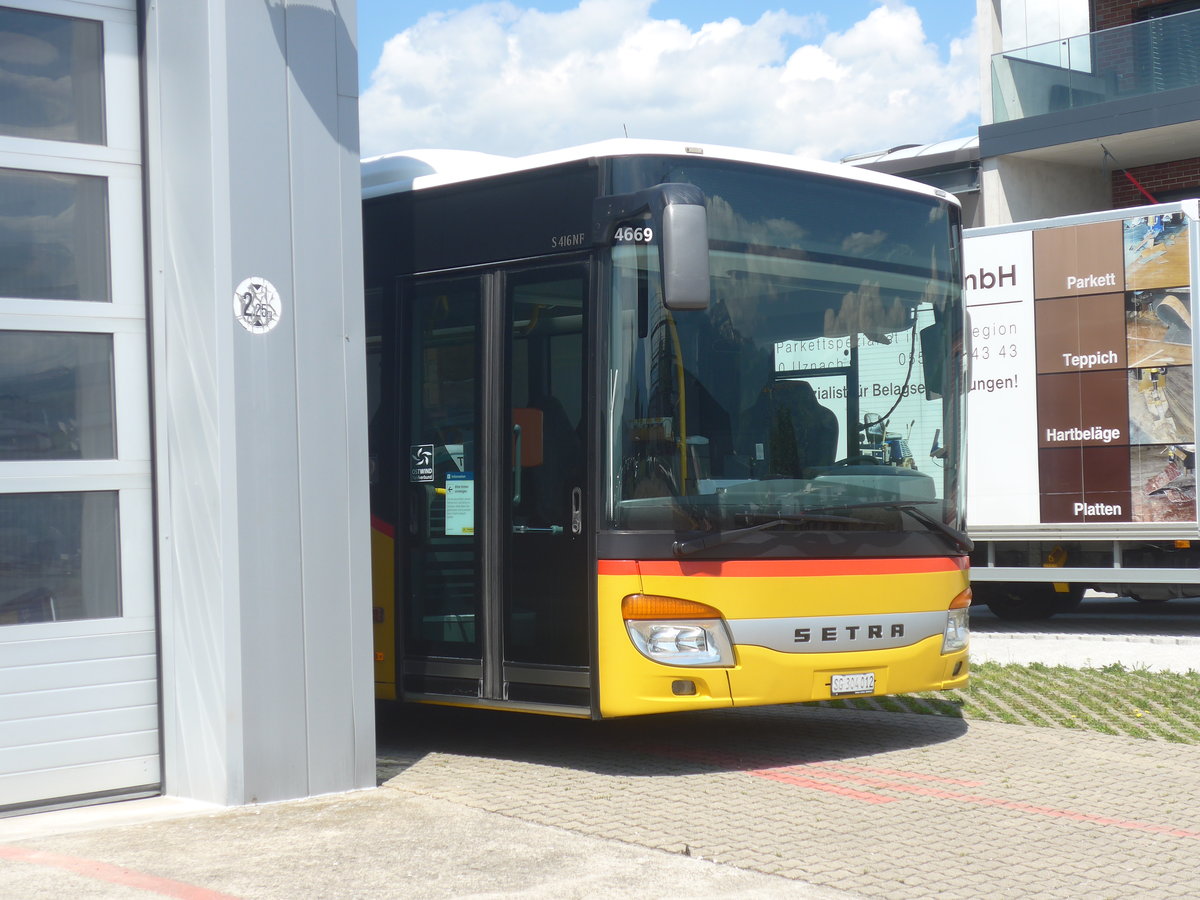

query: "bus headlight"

left=626, top=620, right=735, bottom=667
left=621, top=594, right=735, bottom=667
left=942, top=588, right=972, bottom=653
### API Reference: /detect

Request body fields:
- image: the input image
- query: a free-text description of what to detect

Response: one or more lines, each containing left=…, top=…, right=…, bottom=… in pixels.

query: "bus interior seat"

left=741, top=379, right=838, bottom=475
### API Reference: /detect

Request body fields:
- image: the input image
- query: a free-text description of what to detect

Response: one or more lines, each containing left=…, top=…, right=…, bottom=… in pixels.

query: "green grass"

left=816, top=662, right=1200, bottom=744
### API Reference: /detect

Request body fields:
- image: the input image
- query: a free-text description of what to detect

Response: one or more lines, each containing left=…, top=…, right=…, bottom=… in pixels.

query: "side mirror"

left=593, top=183, right=710, bottom=310
left=919, top=320, right=944, bottom=400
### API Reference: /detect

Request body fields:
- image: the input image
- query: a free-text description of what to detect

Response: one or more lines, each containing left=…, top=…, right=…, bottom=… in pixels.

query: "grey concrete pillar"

left=143, top=0, right=375, bottom=805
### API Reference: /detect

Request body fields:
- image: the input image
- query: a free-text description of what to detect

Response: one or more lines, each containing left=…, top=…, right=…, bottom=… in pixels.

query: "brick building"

left=981, top=0, right=1200, bottom=222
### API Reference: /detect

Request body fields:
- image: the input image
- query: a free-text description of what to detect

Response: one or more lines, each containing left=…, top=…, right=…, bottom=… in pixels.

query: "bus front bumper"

left=598, top=635, right=968, bottom=717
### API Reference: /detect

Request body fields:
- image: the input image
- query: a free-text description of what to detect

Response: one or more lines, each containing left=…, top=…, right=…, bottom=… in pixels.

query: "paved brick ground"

left=4, top=702, right=1197, bottom=898
left=377, top=703, right=1200, bottom=899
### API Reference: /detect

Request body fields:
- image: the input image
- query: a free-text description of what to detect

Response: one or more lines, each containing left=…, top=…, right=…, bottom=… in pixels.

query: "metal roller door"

left=0, top=1, right=159, bottom=815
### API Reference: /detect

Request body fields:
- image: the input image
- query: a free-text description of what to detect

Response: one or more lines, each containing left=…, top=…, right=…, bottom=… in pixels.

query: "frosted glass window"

left=1001, top=0, right=1090, bottom=50
left=0, top=330, right=115, bottom=460
left=0, top=7, right=105, bottom=144
left=0, top=167, right=110, bottom=301
left=0, top=491, right=119, bottom=625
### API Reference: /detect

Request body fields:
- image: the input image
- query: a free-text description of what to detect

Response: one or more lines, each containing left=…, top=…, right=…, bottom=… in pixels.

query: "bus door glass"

left=399, top=263, right=591, bottom=704
left=401, top=277, right=484, bottom=690
left=504, top=264, right=589, bottom=676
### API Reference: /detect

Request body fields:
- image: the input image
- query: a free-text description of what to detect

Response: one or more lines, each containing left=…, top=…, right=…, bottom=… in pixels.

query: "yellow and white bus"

left=363, top=140, right=971, bottom=718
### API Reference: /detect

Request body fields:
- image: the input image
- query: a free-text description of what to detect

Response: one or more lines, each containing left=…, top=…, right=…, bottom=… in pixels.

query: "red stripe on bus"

left=599, top=557, right=964, bottom=578
left=371, top=515, right=396, bottom=539
left=597, top=560, right=640, bottom=576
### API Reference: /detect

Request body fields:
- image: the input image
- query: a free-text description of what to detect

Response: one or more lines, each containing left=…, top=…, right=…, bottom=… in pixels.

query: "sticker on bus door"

left=410, top=444, right=434, bottom=482
left=444, top=472, right=475, bottom=535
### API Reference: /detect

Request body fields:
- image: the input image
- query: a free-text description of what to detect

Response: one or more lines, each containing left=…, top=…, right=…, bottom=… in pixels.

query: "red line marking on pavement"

left=640, top=745, right=983, bottom=789
left=640, top=744, right=1198, bottom=838
left=803, top=762, right=986, bottom=787
left=0, top=846, right=239, bottom=899
left=750, top=769, right=898, bottom=804
left=769, top=769, right=1200, bottom=839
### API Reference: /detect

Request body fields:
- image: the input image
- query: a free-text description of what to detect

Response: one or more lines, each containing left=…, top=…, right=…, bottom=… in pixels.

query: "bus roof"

left=361, top=138, right=958, bottom=206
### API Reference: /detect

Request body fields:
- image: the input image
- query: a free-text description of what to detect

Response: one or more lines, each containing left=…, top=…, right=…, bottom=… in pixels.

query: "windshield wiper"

left=672, top=511, right=881, bottom=557
left=891, top=503, right=974, bottom=553
left=806, top=500, right=973, bottom=553
left=671, top=501, right=974, bottom=557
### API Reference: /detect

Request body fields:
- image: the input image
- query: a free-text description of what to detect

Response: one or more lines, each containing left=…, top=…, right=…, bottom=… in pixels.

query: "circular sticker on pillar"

left=234, top=276, right=283, bottom=334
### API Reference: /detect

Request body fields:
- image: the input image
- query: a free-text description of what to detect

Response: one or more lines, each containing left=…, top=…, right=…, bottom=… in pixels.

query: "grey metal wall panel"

left=1, top=758, right=159, bottom=810
left=0, top=629, right=156, bottom=667
left=0, top=629, right=159, bottom=809
left=147, top=0, right=373, bottom=806
left=145, top=0, right=243, bottom=807
left=5, top=729, right=160, bottom=770
left=0, top=707, right=157, bottom=750
left=288, top=0, right=373, bottom=800
left=226, top=0, right=309, bottom=806
left=337, top=89, right=376, bottom=789
left=0, top=680, right=158, bottom=722
left=283, top=2, right=374, bottom=797
left=0, top=655, right=155, bottom=694
left=335, top=0, right=358, bottom=100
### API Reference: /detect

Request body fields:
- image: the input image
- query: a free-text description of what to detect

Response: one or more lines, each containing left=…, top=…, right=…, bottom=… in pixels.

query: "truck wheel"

left=975, top=583, right=1083, bottom=620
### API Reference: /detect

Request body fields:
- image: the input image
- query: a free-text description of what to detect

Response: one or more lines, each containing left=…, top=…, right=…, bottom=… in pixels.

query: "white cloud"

left=360, top=0, right=978, bottom=162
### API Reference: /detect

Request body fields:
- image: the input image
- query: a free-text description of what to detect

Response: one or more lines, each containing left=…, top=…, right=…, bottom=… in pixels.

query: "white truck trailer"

left=964, top=202, right=1200, bottom=618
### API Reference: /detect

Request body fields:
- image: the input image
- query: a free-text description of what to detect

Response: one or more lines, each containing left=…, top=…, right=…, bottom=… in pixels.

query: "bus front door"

left=398, top=263, right=590, bottom=712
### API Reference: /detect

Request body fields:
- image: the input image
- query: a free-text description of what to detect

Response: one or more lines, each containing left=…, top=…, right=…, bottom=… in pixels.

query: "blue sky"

left=357, top=1, right=976, bottom=88
left=356, top=1, right=980, bottom=162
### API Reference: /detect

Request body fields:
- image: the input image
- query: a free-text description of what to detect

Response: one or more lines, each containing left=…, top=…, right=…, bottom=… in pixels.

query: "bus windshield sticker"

left=444, top=472, right=475, bottom=535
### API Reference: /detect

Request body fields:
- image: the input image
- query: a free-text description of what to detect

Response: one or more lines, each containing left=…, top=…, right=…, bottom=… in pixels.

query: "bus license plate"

left=831, top=673, right=875, bottom=696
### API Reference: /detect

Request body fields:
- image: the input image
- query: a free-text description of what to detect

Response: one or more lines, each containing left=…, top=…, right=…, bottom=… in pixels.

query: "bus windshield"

left=606, top=158, right=964, bottom=543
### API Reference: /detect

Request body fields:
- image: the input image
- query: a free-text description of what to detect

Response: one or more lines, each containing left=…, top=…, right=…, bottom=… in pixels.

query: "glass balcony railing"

left=992, top=9, right=1200, bottom=124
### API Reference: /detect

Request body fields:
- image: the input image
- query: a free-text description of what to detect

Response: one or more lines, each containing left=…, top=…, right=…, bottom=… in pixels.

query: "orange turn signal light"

left=949, top=588, right=973, bottom=609
left=621, top=593, right=723, bottom=620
